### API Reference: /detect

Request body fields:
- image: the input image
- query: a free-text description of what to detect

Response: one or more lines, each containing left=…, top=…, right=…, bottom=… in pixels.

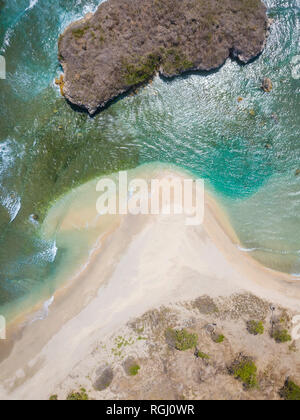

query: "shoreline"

left=3, top=162, right=298, bottom=330
left=0, top=164, right=299, bottom=400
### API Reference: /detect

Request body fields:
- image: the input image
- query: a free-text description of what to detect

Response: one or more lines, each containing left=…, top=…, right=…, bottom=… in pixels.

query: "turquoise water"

left=0, top=0, right=299, bottom=320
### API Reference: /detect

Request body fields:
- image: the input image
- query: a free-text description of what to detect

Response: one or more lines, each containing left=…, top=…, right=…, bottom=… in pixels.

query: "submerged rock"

left=261, top=77, right=273, bottom=92
left=58, top=0, right=269, bottom=115
left=271, top=113, right=279, bottom=123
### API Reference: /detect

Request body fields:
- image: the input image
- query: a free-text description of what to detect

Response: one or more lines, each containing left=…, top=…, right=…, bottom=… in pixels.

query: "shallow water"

left=0, top=0, right=299, bottom=320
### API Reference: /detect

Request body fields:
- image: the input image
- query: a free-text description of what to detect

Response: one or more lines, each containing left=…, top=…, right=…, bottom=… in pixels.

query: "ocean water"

left=0, top=0, right=299, bottom=320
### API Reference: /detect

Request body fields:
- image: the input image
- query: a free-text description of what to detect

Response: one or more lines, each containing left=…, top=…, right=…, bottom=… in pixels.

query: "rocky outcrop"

left=261, top=77, right=273, bottom=92
left=58, top=0, right=269, bottom=114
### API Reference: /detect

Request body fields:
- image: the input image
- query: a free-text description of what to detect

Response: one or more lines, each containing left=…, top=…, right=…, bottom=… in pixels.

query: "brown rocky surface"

left=53, top=293, right=300, bottom=400
left=58, top=0, right=269, bottom=114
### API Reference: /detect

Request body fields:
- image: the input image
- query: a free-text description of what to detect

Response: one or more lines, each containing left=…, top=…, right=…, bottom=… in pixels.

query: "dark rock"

left=261, top=77, right=273, bottom=92
left=93, top=365, right=114, bottom=391
left=58, top=0, right=269, bottom=114
left=205, top=323, right=217, bottom=334
left=295, top=169, right=300, bottom=176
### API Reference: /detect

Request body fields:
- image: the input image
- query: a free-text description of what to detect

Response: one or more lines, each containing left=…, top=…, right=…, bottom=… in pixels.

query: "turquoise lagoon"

left=0, top=0, right=299, bottom=320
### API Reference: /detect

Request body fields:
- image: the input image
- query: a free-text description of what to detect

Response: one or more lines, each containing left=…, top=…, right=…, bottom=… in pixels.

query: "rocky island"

left=58, top=0, right=269, bottom=114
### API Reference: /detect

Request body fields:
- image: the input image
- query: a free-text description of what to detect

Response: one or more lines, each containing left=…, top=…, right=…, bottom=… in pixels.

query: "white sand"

left=0, top=165, right=299, bottom=400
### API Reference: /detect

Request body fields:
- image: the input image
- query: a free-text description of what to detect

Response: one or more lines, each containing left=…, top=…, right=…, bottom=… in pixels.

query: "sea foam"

left=29, top=295, right=55, bottom=324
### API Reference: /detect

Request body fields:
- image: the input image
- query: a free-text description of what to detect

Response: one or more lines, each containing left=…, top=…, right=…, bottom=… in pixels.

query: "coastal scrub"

left=280, top=379, right=300, bottom=401
left=230, top=356, right=258, bottom=389
left=272, top=328, right=292, bottom=343
left=212, top=333, right=225, bottom=343
left=123, top=357, right=141, bottom=377
left=247, top=320, right=264, bottom=336
left=165, top=328, right=198, bottom=351
left=66, top=388, right=89, bottom=400
left=196, top=351, right=210, bottom=360
left=129, top=364, right=141, bottom=376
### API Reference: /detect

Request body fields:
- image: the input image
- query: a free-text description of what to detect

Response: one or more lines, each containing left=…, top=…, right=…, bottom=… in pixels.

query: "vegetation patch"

left=66, top=388, right=89, bottom=400
left=230, top=356, right=258, bottom=389
left=162, top=49, right=194, bottom=75
left=49, top=395, right=58, bottom=400
left=122, top=53, right=161, bottom=86
left=165, top=328, right=198, bottom=351
left=72, top=25, right=90, bottom=39
left=129, top=364, right=141, bottom=376
left=212, top=333, right=225, bottom=343
left=272, top=328, right=292, bottom=343
left=123, top=356, right=141, bottom=376
left=111, top=335, right=135, bottom=356
left=280, top=379, right=300, bottom=401
left=196, top=350, right=210, bottom=360
left=247, top=320, right=264, bottom=336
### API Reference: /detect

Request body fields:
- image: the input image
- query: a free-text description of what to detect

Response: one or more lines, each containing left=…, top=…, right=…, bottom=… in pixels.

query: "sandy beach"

left=0, top=165, right=299, bottom=400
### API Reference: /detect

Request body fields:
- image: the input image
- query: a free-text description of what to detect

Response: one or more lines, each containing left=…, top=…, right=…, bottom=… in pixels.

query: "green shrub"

left=281, top=379, right=300, bottom=401
left=196, top=351, right=210, bottom=360
left=162, top=48, right=194, bottom=74
left=49, top=395, right=58, bottom=400
left=247, top=320, right=264, bottom=336
left=122, top=53, right=160, bottom=86
left=72, top=26, right=89, bottom=39
left=272, top=328, right=292, bottom=343
left=165, top=328, right=198, bottom=351
left=213, top=334, right=225, bottom=343
left=232, top=358, right=258, bottom=389
left=66, top=388, right=89, bottom=401
left=129, top=364, right=140, bottom=376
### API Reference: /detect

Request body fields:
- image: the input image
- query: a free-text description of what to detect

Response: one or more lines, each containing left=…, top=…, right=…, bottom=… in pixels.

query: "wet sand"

left=0, top=164, right=299, bottom=400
